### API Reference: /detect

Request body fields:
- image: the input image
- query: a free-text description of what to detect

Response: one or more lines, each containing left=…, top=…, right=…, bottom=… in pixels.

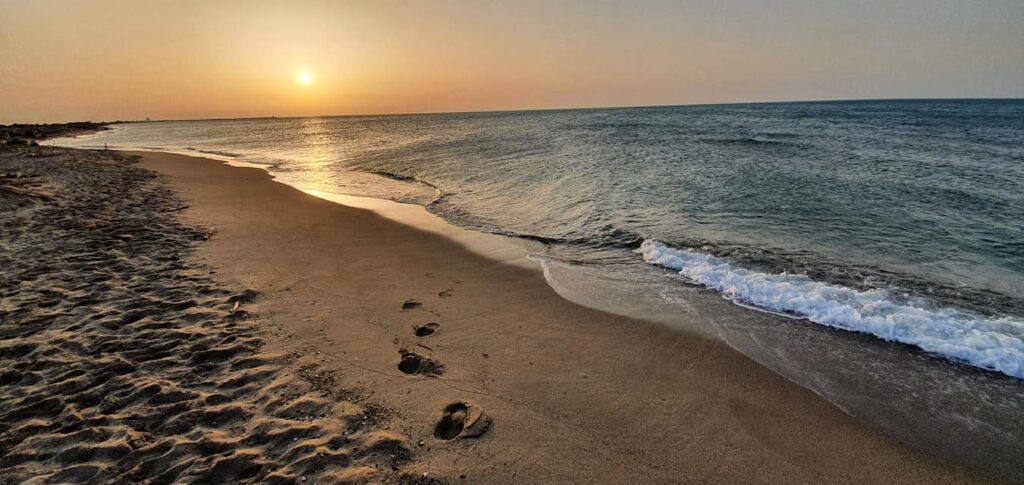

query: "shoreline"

left=135, top=150, right=981, bottom=482
left=57, top=134, right=1024, bottom=380
left=118, top=148, right=1024, bottom=481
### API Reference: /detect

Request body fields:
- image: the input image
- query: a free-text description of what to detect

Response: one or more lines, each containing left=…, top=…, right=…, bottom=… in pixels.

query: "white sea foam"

left=637, top=239, right=1024, bottom=379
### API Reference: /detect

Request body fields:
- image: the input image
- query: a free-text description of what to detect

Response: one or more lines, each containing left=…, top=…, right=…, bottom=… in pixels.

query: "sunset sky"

left=1, top=0, right=1022, bottom=123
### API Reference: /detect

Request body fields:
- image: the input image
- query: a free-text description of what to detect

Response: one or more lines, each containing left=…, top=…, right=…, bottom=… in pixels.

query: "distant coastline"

left=0, top=122, right=109, bottom=145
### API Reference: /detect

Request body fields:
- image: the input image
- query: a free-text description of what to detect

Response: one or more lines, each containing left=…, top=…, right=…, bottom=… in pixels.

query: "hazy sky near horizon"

left=1, top=0, right=1023, bottom=123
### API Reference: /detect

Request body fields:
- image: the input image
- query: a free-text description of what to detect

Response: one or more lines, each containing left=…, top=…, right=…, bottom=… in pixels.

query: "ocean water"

left=60, top=100, right=1024, bottom=380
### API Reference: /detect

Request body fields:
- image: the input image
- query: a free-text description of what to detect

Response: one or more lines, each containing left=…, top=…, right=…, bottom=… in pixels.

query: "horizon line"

left=8, top=96, right=1024, bottom=126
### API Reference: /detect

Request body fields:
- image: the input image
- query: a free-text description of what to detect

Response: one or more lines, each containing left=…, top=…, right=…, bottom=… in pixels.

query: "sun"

left=296, top=69, right=314, bottom=86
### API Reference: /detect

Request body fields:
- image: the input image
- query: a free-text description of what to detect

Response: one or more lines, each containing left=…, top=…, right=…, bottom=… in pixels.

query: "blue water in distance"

left=61, top=99, right=1024, bottom=378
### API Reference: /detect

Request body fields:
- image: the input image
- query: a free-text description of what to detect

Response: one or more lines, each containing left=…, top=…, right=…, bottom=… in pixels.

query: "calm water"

left=61, top=100, right=1024, bottom=379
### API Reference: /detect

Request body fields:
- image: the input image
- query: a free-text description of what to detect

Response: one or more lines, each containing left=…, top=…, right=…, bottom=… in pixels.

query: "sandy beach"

left=0, top=144, right=993, bottom=483
left=0, top=147, right=419, bottom=483
left=4, top=1, right=1022, bottom=482
left=126, top=149, right=982, bottom=483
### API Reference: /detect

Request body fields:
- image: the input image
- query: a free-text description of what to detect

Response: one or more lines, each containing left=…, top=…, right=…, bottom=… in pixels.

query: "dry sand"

left=0, top=147, right=422, bottom=484
left=129, top=150, right=982, bottom=484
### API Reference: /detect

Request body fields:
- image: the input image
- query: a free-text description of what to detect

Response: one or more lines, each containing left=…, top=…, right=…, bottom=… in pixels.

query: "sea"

left=57, top=99, right=1024, bottom=476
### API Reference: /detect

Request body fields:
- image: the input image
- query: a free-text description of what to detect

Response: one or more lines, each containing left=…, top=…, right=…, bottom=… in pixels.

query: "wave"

left=637, top=239, right=1024, bottom=379
left=476, top=226, right=645, bottom=250
left=366, top=169, right=417, bottom=183
left=182, top=147, right=242, bottom=158
left=363, top=169, right=444, bottom=202
left=703, top=136, right=799, bottom=147
left=197, top=149, right=242, bottom=158
left=754, top=132, right=801, bottom=138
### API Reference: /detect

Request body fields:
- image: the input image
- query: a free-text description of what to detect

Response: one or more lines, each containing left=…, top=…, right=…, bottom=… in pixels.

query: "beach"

left=4, top=0, right=1022, bottom=482
left=0, top=146, right=426, bottom=483
left=134, top=149, right=980, bottom=483
left=0, top=143, right=997, bottom=483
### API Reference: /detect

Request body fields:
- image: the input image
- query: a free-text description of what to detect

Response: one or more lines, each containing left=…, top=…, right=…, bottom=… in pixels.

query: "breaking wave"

left=638, top=239, right=1024, bottom=378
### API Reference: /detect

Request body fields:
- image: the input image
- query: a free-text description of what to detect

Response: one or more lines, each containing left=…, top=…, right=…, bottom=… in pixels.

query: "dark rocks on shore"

left=0, top=122, right=109, bottom=145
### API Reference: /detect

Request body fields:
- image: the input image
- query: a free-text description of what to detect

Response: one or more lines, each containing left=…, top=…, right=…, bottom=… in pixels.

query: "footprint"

left=414, top=323, right=440, bottom=338
left=401, top=299, right=422, bottom=310
left=397, top=349, right=443, bottom=377
left=434, top=402, right=491, bottom=440
left=227, top=289, right=260, bottom=304
left=437, top=289, right=453, bottom=298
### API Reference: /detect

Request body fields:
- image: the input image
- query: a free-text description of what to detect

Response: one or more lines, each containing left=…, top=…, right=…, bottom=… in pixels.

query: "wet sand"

left=134, top=150, right=980, bottom=483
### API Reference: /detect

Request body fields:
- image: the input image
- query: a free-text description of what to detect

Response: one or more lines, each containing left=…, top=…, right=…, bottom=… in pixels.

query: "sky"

left=1, top=0, right=1023, bottom=123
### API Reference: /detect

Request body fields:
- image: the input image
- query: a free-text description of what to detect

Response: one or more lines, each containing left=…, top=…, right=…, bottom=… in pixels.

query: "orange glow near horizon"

left=0, top=0, right=1022, bottom=123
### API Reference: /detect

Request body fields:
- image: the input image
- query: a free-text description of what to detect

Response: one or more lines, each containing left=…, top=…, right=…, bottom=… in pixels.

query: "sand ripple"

left=0, top=147, right=421, bottom=483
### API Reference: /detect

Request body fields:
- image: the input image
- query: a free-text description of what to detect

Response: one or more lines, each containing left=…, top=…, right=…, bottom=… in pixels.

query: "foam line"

left=638, top=239, right=1024, bottom=378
